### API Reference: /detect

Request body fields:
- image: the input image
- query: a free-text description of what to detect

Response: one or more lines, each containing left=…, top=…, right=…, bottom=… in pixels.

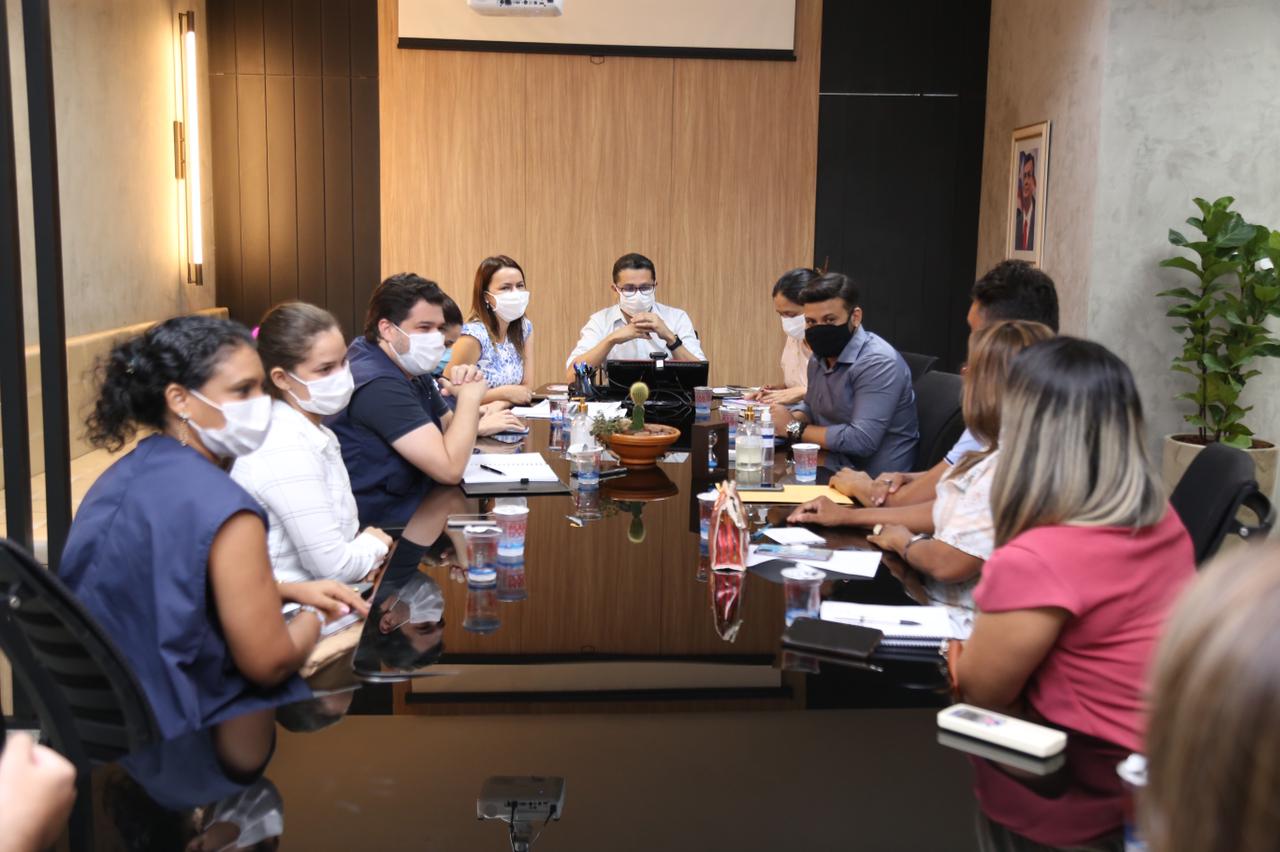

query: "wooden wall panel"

left=522, top=54, right=674, bottom=385
left=667, top=0, right=822, bottom=385
left=208, top=0, right=378, bottom=332
left=378, top=2, right=526, bottom=301
left=378, top=0, right=821, bottom=387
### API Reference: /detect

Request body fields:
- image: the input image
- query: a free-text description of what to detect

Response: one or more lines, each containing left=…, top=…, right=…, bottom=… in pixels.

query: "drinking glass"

left=493, top=505, right=530, bottom=555
left=782, top=565, right=825, bottom=625
left=697, top=490, right=718, bottom=540
left=693, top=386, right=713, bottom=418
left=792, top=442, right=819, bottom=483
left=570, top=448, right=601, bottom=490
left=463, top=525, right=501, bottom=572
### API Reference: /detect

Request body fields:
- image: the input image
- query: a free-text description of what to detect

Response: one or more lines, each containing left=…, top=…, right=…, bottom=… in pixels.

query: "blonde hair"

left=1144, top=544, right=1280, bottom=852
left=950, top=319, right=1054, bottom=478
left=990, top=337, right=1164, bottom=546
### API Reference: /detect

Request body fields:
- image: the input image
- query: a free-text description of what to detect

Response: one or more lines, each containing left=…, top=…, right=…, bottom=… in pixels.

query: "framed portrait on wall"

left=1006, top=121, right=1051, bottom=266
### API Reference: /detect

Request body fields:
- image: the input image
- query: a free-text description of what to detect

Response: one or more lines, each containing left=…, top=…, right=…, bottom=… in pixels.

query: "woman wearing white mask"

left=747, top=267, right=819, bottom=406
left=61, top=315, right=369, bottom=778
left=329, top=274, right=524, bottom=529
left=449, top=255, right=537, bottom=406
left=232, top=302, right=393, bottom=584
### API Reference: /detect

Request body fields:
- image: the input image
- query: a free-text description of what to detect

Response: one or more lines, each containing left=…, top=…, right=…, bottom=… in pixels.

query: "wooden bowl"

left=605, top=424, right=681, bottom=468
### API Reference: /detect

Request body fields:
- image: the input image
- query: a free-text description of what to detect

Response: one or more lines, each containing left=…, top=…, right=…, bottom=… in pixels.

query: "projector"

left=468, top=0, right=564, bottom=16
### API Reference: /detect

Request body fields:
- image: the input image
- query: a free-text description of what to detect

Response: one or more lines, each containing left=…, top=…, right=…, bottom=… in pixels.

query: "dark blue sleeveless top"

left=327, top=337, right=444, bottom=526
left=59, top=435, right=311, bottom=740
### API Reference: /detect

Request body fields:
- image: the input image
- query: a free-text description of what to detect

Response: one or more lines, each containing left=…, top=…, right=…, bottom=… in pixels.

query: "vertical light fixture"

left=176, top=10, right=203, bottom=284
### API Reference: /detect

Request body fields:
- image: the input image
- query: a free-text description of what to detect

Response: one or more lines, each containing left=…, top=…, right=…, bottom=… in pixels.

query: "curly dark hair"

left=85, top=315, right=254, bottom=451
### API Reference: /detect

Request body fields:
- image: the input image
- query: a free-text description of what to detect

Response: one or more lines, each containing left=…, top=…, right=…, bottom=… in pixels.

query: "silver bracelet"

left=294, top=604, right=327, bottom=626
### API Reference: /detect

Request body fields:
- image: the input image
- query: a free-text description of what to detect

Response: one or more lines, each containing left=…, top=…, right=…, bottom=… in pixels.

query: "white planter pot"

left=1162, top=434, right=1278, bottom=503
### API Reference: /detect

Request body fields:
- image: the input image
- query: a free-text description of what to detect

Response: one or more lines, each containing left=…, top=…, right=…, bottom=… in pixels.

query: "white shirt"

left=565, top=301, right=706, bottom=367
left=924, top=449, right=999, bottom=639
left=231, top=400, right=389, bottom=584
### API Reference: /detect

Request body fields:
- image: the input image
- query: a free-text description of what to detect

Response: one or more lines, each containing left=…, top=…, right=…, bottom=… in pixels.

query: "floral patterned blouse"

left=925, top=448, right=998, bottom=639
left=461, top=319, right=532, bottom=387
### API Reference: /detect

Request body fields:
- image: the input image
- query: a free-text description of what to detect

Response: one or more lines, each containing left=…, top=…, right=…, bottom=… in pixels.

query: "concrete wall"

left=975, top=0, right=1109, bottom=336
left=1087, top=0, right=1280, bottom=447
left=3, top=0, right=215, bottom=482
left=979, top=0, right=1280, bottom=449
left=5, top=0, right=216, bottom=343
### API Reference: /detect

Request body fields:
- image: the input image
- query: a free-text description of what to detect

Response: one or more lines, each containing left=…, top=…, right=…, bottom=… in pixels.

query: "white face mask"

left=780, top=314, right=807, bottom=340
left=187, top=389, right=272, bottom=458
left=489, top=290, right=530, bottom=323
left=287, top=364, right=354, bottom=416
left=618, top=288, right=655, bottom=315
left=390, top=325, right=446, bottom=376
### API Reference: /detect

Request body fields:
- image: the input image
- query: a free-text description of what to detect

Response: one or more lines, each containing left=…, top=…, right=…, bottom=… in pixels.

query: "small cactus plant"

left=629, top=382, right=650, bottom=431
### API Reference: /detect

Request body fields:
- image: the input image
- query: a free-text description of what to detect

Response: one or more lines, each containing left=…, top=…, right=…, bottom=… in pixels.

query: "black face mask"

left=805, top=321, right=855, bottom=358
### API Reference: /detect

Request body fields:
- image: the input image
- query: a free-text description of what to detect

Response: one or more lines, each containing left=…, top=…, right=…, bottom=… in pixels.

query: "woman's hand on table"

left=787, top=496, right=853, bottom=527
left=478, top=409, right=526, bottom=436
left=280, top=580, right=371, bottom=620
left=829, top=468, right=873, bottom=500
left=867, top=523, right=912, bottom=557
left=500, top=385, right=534, bottom=406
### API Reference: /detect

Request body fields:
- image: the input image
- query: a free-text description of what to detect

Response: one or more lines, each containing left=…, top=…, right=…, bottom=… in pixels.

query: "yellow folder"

left=737, top=485, right=854, bottom=505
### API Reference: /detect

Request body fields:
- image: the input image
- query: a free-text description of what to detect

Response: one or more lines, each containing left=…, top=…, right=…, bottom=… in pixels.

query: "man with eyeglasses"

left=565, top=252, right=705, bottom=380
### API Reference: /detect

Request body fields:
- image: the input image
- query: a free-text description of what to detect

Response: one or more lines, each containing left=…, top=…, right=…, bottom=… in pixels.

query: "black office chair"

left=0, top=538, right=160, bottom=850
left=911, top=371, right=965, bottom=472
left=900, top=351, right=938, bottom=383
left=1169, top=443, right=1276, bottom=565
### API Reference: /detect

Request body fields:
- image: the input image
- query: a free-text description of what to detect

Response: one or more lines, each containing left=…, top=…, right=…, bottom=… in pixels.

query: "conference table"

left=87, top=418, right=1134, bottom=850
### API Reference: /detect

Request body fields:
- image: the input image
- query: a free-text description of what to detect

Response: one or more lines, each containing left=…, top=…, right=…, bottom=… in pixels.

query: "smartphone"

left=783, top=617, right=882, bottom=659
left=755, top=544, right=832, bottom=561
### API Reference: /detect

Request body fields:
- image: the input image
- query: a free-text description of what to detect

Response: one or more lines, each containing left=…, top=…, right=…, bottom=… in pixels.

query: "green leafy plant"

left=629, top=382, right=650, bottom=431
left=1158, top=196, right=1280, bottom=448
left=590, top=415, right=631, bottom=441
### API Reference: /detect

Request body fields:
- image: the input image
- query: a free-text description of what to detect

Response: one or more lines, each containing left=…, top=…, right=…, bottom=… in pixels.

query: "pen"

left=855, top=617, right=922, bottom=627
left=480, top=463, right=507, bottom=476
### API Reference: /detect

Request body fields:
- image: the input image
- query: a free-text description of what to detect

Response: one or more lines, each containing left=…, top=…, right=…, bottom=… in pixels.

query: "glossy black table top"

left=89, top=419, right=1131, bottom=850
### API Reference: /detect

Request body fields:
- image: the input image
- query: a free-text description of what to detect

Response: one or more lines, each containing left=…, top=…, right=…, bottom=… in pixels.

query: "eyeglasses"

left=616, top=284, right=656, bottom=296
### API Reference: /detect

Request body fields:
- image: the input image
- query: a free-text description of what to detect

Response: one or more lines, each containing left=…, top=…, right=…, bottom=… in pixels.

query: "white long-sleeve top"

left=231, top=400, right=388, bottom=584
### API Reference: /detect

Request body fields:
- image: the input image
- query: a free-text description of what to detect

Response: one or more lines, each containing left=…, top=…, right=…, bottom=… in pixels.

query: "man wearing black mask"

left=769, top=272, right=918, bottom=476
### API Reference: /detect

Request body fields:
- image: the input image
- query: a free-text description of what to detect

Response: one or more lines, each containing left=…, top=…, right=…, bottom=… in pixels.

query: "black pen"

left=854, top=616, right=923, bottom=627
left=480, top=463, right=508, bottom=476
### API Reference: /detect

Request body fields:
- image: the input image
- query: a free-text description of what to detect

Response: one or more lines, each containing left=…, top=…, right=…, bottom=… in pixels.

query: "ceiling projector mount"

left=468, top=0, right=564, bottom=16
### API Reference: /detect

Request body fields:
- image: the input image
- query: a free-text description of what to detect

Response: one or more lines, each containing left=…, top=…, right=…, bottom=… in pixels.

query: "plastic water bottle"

left=734, top=407, right=762, bottom=486
left=760, top=407, right=775, bottom=486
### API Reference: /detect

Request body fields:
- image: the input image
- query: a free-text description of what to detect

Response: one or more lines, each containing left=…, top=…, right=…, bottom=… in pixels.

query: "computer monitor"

left=601, top=358, right=709, bottom=401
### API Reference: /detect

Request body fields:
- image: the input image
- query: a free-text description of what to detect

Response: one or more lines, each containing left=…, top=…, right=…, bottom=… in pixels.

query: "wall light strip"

left=178, top=10, right=203, bottom=284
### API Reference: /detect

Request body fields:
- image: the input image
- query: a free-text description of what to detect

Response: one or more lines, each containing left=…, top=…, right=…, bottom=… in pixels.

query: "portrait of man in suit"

left=1014, top=150, right=1037, bottom=252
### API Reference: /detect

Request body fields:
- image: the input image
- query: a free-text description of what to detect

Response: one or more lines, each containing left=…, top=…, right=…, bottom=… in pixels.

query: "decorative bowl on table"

left=604, top=424, right=681, bottom=468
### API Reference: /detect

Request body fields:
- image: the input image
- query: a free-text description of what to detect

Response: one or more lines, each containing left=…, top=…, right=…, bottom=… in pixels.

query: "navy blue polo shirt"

left=328, top=337, right=451, bottom=527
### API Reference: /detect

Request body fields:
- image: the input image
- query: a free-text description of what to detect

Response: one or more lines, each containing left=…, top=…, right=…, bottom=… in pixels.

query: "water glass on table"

left=493, top=504, right=529, bottom=555
left=781, top=565, right=825, bottom=625
left=721, top=408, right=738, bottom=444
left=463, top=524, right=501, bottom=571
left=697, top=490, right=718, bottom=540
left=570, top=448, right=601, bottom=490
left=693, top=385, right=713, bottom=418
left=792, top=442, right=819, bottom=483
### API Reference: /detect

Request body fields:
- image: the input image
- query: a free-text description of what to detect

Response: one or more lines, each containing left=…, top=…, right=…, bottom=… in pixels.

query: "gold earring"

left=178, top=412, right=191, bottom=447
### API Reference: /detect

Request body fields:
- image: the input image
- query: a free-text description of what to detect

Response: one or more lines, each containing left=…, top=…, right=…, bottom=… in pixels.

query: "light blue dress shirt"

left=796, top=325, right=919, bottom=476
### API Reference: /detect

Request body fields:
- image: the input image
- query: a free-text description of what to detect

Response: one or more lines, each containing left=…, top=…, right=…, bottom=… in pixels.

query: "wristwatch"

left=786, top=420, right=804, bottom=441
left=667, top=335, right=683, bottom=352
left=903, top=533, right=933, bottom=563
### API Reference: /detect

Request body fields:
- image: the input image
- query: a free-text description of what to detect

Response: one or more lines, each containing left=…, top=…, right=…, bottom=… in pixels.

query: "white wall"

left=979, top=0, right=1280, bottom=452
left=5, top=0, right=215, bottom=343
left=1087, top=0, right=1280, bottom=448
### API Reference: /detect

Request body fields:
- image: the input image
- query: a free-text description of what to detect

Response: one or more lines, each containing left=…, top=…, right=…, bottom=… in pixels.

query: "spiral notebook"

left=819, top=601, right=956, bottom=650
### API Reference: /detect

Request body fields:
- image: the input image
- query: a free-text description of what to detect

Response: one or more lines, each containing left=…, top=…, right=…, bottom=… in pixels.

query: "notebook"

left=819, top=601, right=956, bottom=650
left=463, top=453, right=560, bottom=484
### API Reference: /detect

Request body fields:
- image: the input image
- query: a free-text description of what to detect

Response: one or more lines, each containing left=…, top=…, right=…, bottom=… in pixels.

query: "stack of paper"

left=511, top=401, right=626, bottom=420
left=746, top=545, right=881, bottom=579
left=463, top=453, right=560, bottom=484
left=819, top=601, right=956, bottom=648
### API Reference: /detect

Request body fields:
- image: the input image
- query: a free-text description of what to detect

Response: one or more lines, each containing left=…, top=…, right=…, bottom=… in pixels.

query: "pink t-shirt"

left=972, top=508, right=1195, bottom=752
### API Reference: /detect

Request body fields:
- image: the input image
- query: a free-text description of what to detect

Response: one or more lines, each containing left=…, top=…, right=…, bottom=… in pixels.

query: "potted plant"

left=590, top=382, right=680, bottom=468
left=1158, top=196, right=1280, bottom=496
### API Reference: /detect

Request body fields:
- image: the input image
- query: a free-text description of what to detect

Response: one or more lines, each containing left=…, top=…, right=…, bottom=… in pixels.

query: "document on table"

left=819, top=601, right=957, bottom=642
left=746, top=545, right=881, bottom=579
left=463, top=453, right=560, bottom=484
left=761, top=527, right=826, bottom=545
left=738, top=485, right=853, bottom=505
left=511, top=400, right=626, bottom=420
